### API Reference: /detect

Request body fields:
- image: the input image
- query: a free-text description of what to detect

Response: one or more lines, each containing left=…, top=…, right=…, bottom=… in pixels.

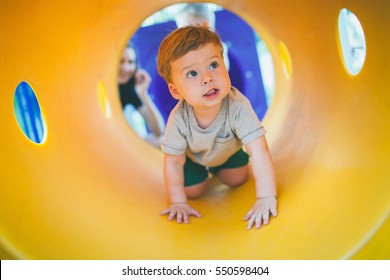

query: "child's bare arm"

left=160, top=153, right=202, bottom=223
left=244, top=136, right=277, bottom=229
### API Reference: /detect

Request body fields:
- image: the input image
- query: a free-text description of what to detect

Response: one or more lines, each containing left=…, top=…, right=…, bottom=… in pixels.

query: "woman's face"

left=118, top=47, right=137, bottom=84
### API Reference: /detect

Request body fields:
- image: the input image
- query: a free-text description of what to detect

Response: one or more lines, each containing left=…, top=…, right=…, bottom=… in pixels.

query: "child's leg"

left=215, top=165, right=249, bottom=187
left=185, top=181, right=208, bottom=199
left=209, top=148, right=250, bottom=187
left=184, top=157, right=208, bottom=199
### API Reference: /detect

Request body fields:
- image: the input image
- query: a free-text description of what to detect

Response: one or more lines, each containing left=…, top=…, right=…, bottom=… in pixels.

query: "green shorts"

left=183, top=148, right=249, bottom=187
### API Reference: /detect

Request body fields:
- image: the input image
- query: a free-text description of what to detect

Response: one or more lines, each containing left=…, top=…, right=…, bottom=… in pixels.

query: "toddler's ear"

left=168, top=83, right=182, bottom=100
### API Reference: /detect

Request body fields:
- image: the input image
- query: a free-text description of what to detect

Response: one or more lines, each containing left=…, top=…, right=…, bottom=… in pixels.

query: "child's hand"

left=160, top=203, right=202, bottom=224
left=243, top=196, right=277, bottom=230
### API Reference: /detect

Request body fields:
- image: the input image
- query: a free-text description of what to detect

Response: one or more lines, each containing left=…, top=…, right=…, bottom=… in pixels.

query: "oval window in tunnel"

left=13, top=81, right=47, bottom=144
left=337, top=8, right=366, bottom=75
left=117, top=2, right=275, bottom=148
left=279, top=41, right=292, bottom=79
left=97, top=81, right=111, bottom=119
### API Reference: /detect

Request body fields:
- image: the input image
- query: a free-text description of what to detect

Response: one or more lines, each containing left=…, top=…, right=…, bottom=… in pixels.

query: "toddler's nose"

left=202, top=73, right=214, bottom=85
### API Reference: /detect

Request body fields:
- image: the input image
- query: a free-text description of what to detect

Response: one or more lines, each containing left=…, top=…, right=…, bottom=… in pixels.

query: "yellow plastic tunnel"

left=1, top=0, right=389, bottom=259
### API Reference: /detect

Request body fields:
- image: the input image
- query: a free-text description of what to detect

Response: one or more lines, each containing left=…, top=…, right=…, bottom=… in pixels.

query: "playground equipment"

left=0, top=0, right=389, bottom=259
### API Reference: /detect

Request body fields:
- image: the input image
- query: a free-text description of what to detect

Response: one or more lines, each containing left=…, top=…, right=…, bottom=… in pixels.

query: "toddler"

left=157, top=26, right=277, bottom=230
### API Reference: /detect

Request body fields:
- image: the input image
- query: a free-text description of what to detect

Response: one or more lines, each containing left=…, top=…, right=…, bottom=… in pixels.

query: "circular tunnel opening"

left=116, top=2, right=276, bottom=148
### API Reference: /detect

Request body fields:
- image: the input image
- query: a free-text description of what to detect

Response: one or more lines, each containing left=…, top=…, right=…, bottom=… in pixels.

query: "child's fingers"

left=245, top=202, right=278, bottom=229
left=168, top=209, right=177, bottom=221
left=257, top=208, right=276, bottom=228
left=183, top=213, right=189, bottom=224
left=161, top=206, right=201, bottom=224
left=190, top=208, right=202, bottom=218
left=262, top=211, right=269, bottom=226
left=243, top=209, right=254, bottom=221
left=255, top=214, right=263, bottom=229
left=246, top=214, right=256, bottom=230
left=160, top=208, right=171, bottom=216
left=270, top=207, right=278, bottom=217
left=176, top=211, right=183, bottom=223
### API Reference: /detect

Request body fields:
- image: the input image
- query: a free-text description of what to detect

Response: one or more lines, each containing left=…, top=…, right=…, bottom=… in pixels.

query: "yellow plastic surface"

left=0, top=0, right=389, bottom=259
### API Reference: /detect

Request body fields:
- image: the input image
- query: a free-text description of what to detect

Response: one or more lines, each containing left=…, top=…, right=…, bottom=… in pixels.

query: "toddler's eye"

left=209, top=61, right=219, bottom=70
left=187, top=70, right=198, bottom=78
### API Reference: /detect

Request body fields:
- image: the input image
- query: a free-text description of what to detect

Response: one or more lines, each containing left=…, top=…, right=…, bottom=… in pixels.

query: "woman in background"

left=118, top=44, right=165, bottom=147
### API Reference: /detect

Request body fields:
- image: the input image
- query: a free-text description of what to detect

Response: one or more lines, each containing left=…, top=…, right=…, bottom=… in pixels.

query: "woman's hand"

left=135, top=69, right=151, bottom=95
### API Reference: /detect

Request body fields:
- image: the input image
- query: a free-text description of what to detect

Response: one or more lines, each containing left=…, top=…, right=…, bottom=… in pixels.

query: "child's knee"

left=185, top=182, right=207, bottom=199
left=217, top=167, right=249, bottom=187
left=225, top=174, right=249, bottom=187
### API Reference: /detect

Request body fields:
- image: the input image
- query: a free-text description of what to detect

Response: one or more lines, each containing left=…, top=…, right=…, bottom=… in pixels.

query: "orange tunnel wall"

left=0, top=0, right=389, bottom=259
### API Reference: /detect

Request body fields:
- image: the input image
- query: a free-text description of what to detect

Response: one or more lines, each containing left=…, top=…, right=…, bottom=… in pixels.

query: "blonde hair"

left=157, top=25, right=223, bottom=83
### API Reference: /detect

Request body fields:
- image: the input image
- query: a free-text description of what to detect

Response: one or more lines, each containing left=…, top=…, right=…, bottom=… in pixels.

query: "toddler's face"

left=168, top=43, right=231, bottom=110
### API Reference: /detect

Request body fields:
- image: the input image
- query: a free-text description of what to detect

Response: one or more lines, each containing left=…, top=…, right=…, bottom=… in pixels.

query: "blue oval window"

left=14, top=81, right=46, bottom=143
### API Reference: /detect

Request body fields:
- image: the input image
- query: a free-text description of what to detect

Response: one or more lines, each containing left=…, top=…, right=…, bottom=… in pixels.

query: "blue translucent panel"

left=14, top=81, right=46, bottom=143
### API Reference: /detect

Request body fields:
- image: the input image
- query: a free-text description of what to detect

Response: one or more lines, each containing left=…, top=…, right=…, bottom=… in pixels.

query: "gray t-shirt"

left=161, top=87, right=266, bottom=167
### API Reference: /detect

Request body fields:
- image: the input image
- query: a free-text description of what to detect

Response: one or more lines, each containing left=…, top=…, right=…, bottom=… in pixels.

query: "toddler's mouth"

left=203, top=88, right=218, bottom=97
